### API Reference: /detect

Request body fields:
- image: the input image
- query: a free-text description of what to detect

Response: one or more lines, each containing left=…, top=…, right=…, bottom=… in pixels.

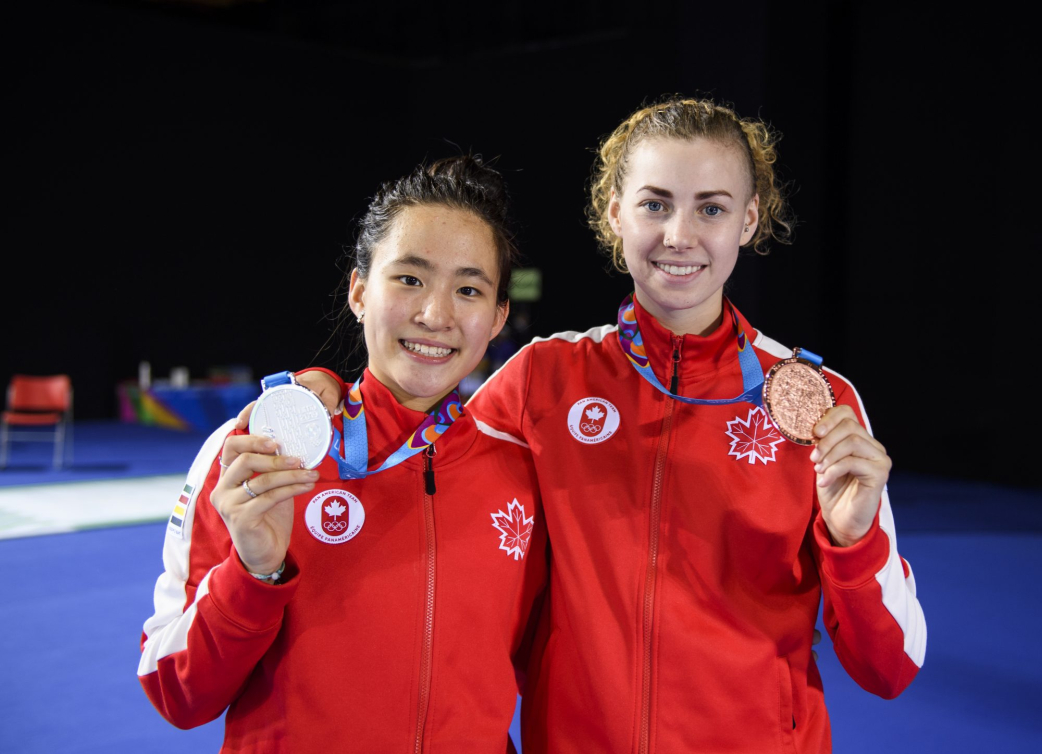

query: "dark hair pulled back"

left=353, top=154, right=517, bottom=305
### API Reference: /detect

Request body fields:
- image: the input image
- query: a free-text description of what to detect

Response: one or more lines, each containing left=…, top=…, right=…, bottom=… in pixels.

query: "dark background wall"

left=4, top=0, right=1033, bottom=487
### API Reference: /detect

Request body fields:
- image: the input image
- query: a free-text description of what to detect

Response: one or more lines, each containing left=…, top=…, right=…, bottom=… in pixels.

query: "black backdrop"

left=4, top=1, right=1034, bottom=487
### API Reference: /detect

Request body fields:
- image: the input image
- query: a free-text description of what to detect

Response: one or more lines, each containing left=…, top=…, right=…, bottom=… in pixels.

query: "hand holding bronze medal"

left=248, top=372, right=334, bottom=469
left=762, top=348, right=836, bottom=445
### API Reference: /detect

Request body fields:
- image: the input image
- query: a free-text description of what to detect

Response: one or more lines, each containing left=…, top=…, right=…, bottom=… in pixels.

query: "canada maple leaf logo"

left=585, top=405, right=604, bottom=422
left=725, top=407, right=784, bottom=465
left=325, top=501, right=346, bottom=518
left=490, top=499, right=534, bottom=561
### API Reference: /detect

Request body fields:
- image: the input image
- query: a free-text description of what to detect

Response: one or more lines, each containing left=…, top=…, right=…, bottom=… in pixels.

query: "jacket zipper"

left=639, top=335, right=681, bottom=754
left=670, top=342, right=681, bottom=395
left=424, top=443, right=437, bottom=495
left=414, top=444, right=437, bottom=753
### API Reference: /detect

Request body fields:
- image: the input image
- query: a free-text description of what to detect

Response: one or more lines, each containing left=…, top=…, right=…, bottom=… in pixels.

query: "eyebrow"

left=456, top=266, right=496, bottom=287
left=390, top=254, right=435, bottom=271
left=390, top=254, right=496, bottom=288
left=636, top=185, right=673, bottom=198
left=635, top=185, right=734, bottom=200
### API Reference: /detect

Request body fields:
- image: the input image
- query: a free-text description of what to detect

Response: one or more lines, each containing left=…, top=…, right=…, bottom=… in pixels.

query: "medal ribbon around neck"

left=327, top=374, right=463, bottom=480
left=617, top=294, right=764, bottom=407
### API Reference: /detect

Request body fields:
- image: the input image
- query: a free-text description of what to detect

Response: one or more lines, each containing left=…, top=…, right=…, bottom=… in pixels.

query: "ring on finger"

left=219, top=455, right=230, bottom=470
left=242, top=479, right=258, bottom=499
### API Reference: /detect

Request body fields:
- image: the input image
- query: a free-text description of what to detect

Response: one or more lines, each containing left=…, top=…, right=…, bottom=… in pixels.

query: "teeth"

left=402, top=340, right=454, bottom=357
left=655, top=262, right=703, bottom=276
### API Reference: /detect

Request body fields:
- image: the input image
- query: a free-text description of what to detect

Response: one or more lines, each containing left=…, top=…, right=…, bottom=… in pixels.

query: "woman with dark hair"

left=138, top=156, right=546, bottom=753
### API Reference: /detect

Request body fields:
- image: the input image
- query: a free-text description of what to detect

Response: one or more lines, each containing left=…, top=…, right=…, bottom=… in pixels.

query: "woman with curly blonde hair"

left=292, top=97, right=926, bottom=753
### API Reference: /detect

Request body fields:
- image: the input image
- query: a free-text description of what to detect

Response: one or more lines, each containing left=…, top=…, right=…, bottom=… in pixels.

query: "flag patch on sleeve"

left=168, top=483, right=195, bottom=539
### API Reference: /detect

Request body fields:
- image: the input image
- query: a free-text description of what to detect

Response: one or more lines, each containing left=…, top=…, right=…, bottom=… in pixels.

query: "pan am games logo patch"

left=305, top=489, right=365, bottom=544
left=567, top=397, right=620, bottom=444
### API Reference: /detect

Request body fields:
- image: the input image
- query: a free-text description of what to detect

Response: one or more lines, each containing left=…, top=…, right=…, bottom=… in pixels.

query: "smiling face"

left=608, top=137, right=759, bottom=336
left=348, top=204, right=508, bottom=411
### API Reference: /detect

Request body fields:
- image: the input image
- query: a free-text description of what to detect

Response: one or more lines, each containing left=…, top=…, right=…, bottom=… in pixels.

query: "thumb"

left=235, top=400, right=258, bottom=430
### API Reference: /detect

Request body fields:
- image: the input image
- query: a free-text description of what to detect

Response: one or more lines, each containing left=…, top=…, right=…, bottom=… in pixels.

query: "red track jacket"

left=467, top=297, right=926, bottom=754
left=139, top=370, right=547, bottom=753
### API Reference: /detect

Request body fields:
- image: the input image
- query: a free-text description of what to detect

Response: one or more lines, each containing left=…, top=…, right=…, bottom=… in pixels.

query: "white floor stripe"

left=0, top=475, right=185, bottom=539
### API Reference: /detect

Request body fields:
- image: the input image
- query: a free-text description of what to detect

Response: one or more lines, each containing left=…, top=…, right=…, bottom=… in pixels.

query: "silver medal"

left=249, top=383, right=333, bottom=469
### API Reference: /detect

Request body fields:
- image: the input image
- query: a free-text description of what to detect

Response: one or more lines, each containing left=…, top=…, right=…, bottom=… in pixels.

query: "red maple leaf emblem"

left=490, top=499, right=534, bottom=561
left=321, top=496, right=350, bottom=533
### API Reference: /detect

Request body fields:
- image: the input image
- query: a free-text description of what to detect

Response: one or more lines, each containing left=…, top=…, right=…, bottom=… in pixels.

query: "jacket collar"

left=631, top=294, right=759, bottom=387
left=346, top=368, right=477, bottom=471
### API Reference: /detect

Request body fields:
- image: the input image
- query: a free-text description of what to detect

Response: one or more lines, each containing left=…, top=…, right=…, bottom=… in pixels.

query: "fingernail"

left=306, top=470, right=319, bottom=480
left=264, top=440, right=277, bottom=451
left=809, top=449, right=820, bottom=462
left=284, top=456, right=301, bottom=467
left=814, top=463, right=823, bottom=473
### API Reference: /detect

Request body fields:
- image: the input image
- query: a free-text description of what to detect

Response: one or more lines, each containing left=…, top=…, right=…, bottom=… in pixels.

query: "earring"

left=743, top=225, right=749, bottom=232
left=357, top=311, right=365, bottom=323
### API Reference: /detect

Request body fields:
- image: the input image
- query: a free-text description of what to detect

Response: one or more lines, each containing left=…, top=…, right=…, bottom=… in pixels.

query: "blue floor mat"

left=818, top=532, right=1042, bottom=753
left=0, top=421, right=212, bottom=487
left=0, top=523, right=226, bottom=753
left=885, top=473, right=1042, bottom=533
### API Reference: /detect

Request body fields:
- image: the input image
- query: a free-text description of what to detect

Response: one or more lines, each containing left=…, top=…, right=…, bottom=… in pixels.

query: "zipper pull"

left=424, top=444, right=436, bottom=495
left=670, top=337, right=682, bottom=396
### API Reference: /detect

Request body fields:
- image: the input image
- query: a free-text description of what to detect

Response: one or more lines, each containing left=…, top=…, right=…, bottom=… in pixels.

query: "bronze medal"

left=762, top=348, right=836, bottom=445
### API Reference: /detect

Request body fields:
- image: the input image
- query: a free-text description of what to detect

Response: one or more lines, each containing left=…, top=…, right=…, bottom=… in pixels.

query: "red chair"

left=0, top=375, right=73, bottom=469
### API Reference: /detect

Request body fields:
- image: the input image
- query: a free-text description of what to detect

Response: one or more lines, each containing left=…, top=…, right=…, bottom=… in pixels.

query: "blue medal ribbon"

left=617, top=295, right=764, bottom=407
left=327, top=374, right=463, bottom=480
